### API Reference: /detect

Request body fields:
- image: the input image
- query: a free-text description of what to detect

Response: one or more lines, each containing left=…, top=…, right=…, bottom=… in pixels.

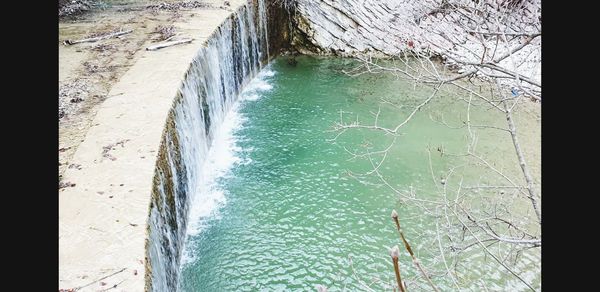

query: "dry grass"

left=59, top=79, right=90, bottom=119
left=145, top=1, right=211, bottom=12
left=152, top=25, right=176, bottom=41
left=59, top=0, right=95, bottom=18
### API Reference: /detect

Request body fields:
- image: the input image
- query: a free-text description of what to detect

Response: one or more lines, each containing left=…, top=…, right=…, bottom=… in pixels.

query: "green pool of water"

left=179, top=56, right=541, bottom=291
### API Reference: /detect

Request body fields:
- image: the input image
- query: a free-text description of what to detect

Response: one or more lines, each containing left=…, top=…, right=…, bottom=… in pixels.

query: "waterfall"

left=146, top=1, right=270, bottom=291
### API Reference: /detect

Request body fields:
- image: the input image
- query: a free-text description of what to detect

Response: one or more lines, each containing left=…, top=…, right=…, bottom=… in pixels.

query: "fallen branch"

left=64, top=30, right=133, bottom=45
left=146, top=38, right=193, bottom=51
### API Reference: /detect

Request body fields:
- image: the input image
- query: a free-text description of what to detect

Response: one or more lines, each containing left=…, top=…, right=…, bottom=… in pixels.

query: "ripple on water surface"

left=179, top=56, right=541, bottom=291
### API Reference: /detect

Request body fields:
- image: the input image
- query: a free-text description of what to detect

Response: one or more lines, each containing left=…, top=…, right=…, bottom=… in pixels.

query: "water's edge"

left=145, top=1, right=287, bottom=290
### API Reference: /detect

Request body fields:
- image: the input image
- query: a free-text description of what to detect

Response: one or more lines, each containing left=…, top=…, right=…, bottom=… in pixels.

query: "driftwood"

left=64, top=29, right=133, bottom=45
left=146, top=38, right=193, bottom=51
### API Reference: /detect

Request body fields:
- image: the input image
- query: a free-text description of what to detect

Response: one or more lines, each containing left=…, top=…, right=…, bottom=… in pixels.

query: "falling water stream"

left=147, top=2, right=270, bottom=290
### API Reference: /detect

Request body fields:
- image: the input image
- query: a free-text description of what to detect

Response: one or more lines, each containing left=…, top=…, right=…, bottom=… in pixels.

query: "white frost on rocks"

left=294, top=0, right=541, bottom=91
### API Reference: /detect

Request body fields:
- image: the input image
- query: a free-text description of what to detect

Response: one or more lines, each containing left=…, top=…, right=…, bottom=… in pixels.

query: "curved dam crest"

left=147, top=1, right=271, bottom=290
left=59, top=0, right=286, bottom=290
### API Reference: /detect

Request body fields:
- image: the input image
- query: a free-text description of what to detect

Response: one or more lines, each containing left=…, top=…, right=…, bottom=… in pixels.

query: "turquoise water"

left=179, top=56, right=541, bottom=291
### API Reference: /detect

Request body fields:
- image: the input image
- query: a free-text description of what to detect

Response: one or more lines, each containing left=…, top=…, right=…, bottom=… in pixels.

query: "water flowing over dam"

left=59, top=1, right=540, bottom=290
left=147, top=1, right=271, bottom=290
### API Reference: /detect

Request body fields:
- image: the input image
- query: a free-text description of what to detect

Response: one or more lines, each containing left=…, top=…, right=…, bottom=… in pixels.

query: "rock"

left=68, top=163, right=82, bottom=170
left=59, top=181, right=76, bottom=189
left=287, top=57, right=298, bottom=66
left=293, top=0, right=541, bottom=89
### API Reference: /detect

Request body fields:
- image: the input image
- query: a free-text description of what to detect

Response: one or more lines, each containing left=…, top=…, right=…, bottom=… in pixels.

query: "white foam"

left=262, top=69, right=275, bottom=77
left=240, top=68, right=275, bottom=101
left=181, top=65, right=274, bottom=266
left=243, top=93, right=260, bottom=101
left=185, top=103, right=244, bottom=237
